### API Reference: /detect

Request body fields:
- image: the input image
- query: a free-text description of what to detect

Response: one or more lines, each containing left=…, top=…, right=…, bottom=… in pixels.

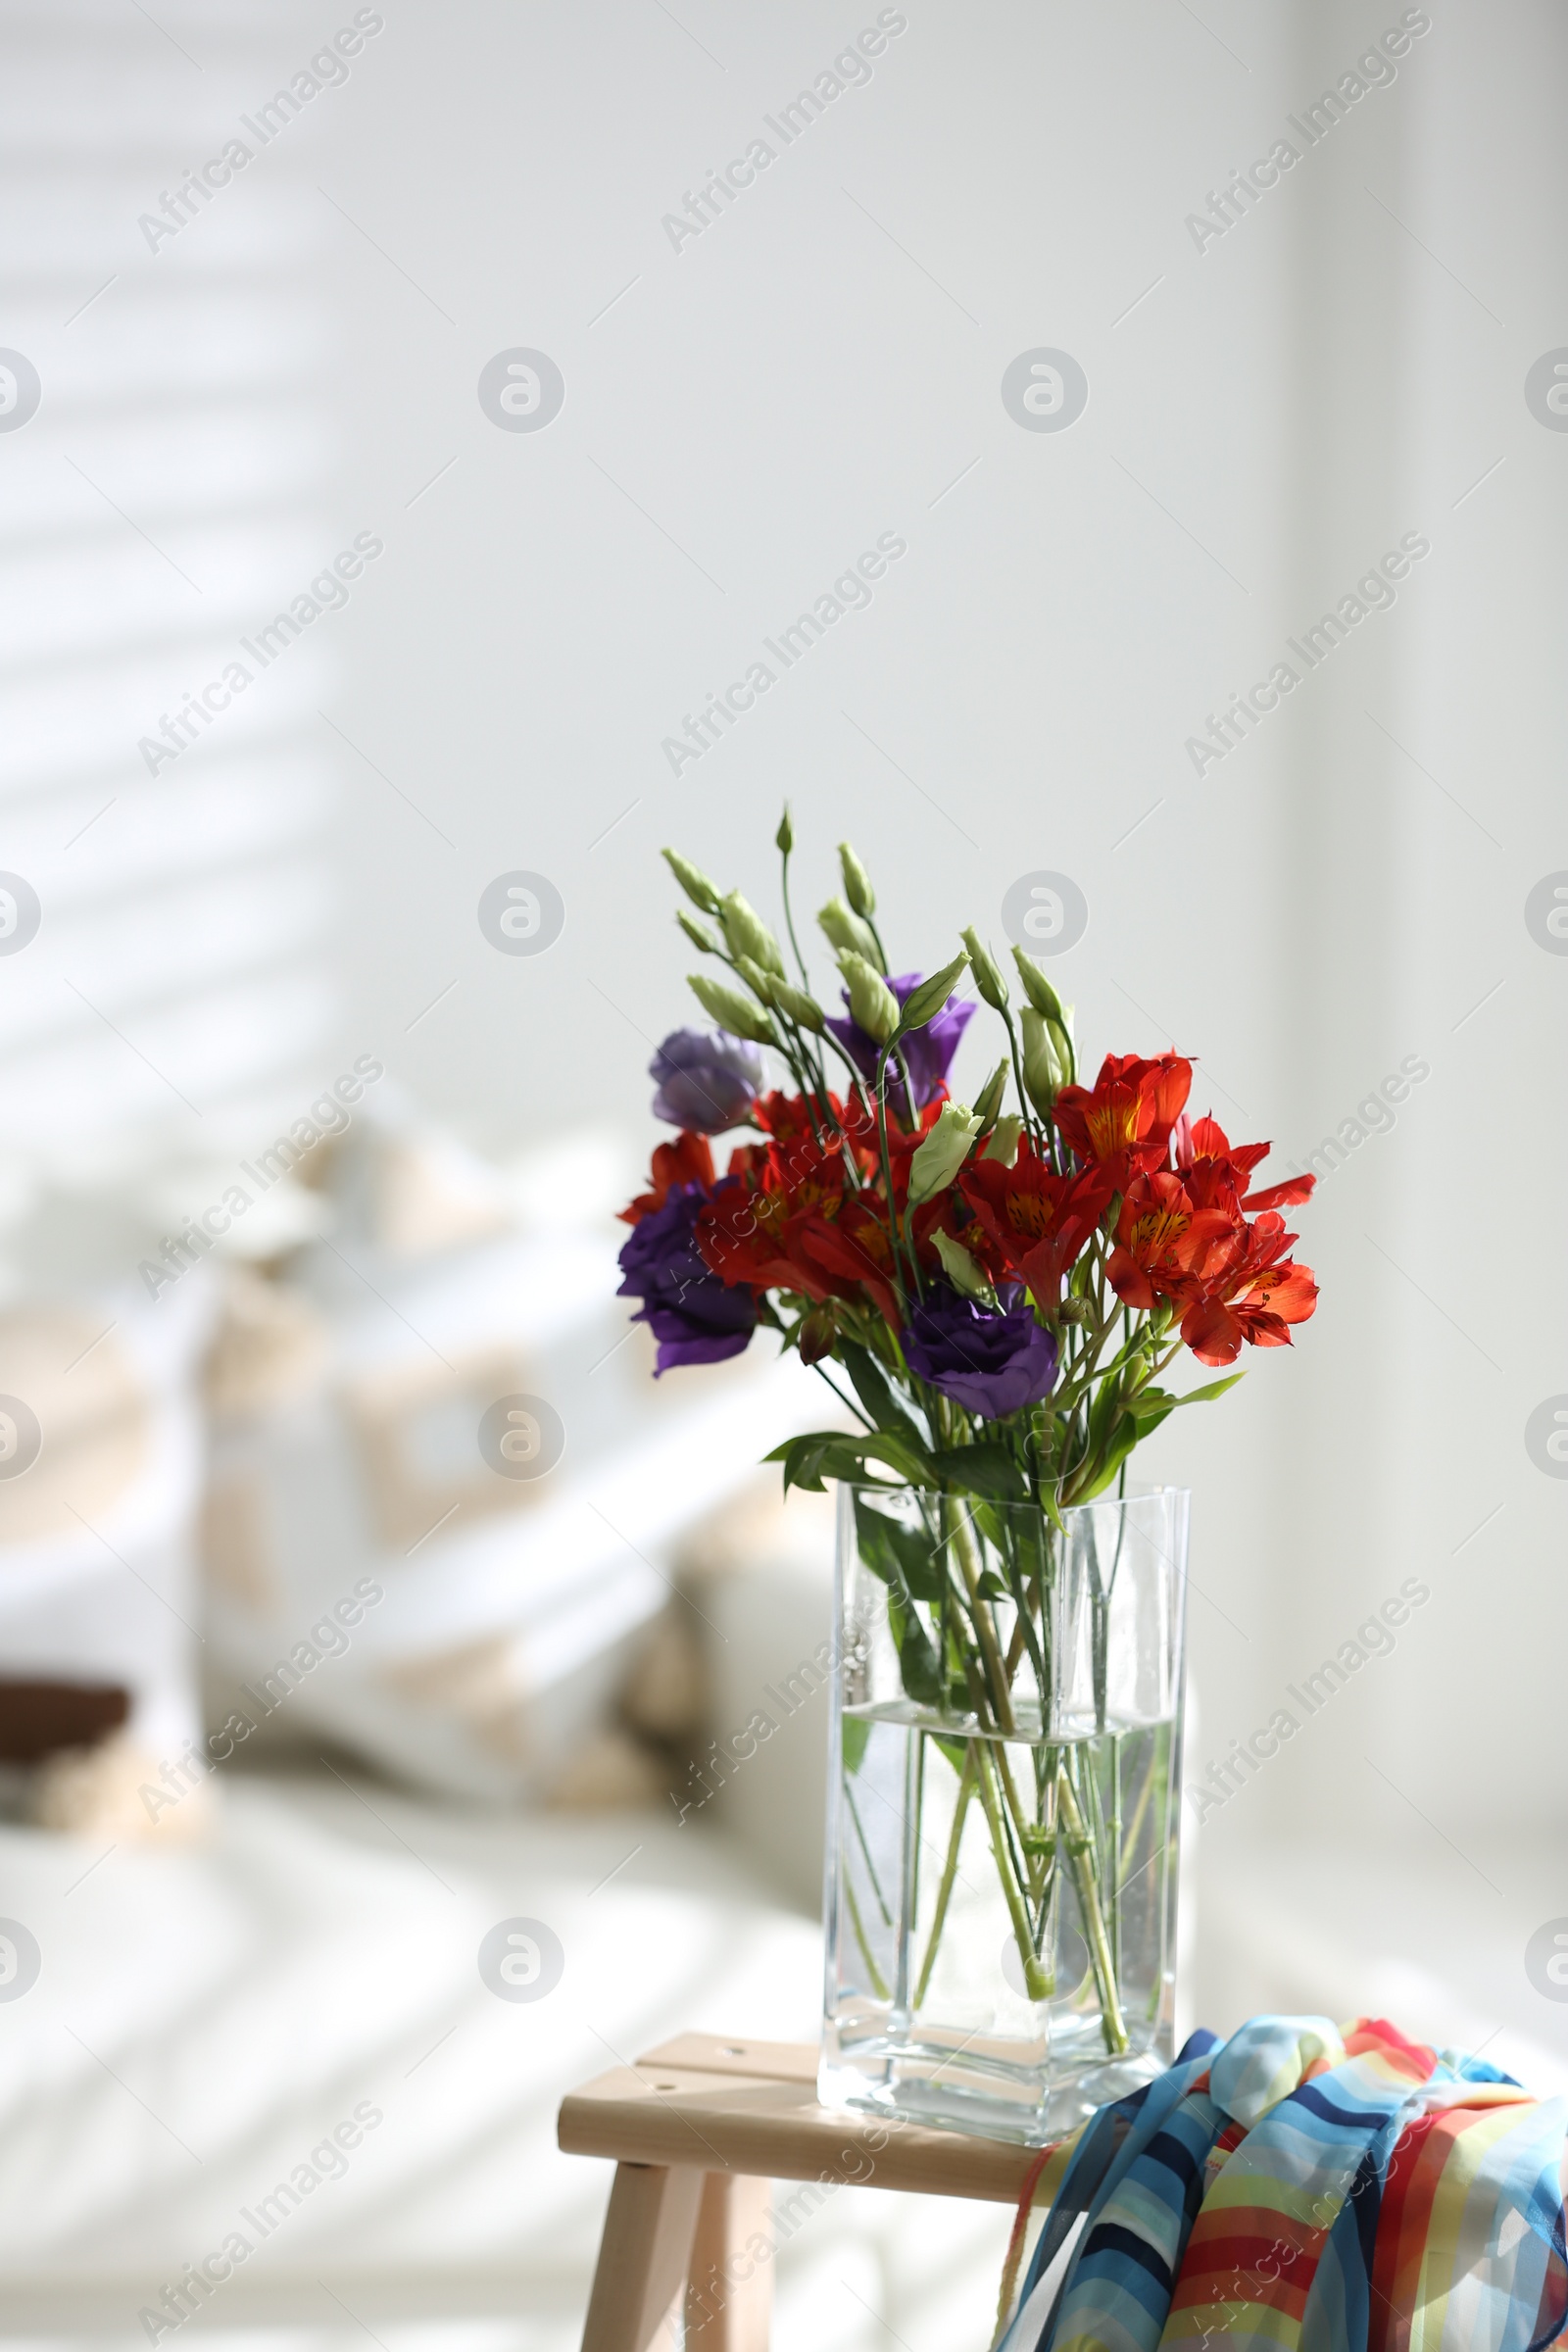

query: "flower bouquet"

left=616, top=814, right=1317, bottom=2138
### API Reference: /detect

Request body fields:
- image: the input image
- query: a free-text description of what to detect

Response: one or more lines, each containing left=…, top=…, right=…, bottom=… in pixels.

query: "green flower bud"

left=838, top=840, right=876, bottom=918
left=721, top=890, right=785, bottom=977
left=662, top=847, right=723, bottom=915
left=959, top=927, right=1009, bottom=1012
left=898, top=951, right=969, bottom=1032
left=1013, top=952, right=1076, bottom=1083
left=765, top=973, right=827, bottom=1033
left=971, top=1058, right=1009, bottom=1130
left=798, top=1302, right=838, bottom=1365
left=688, top=971, right=777, bottom=1046
left=775, top=805, right=794, bottom=856
left=817, top=895, right=884, bottom=971
left=1011, top=946, right=1066, bottom=1023
left=837, top=951, right=900, bottom=1046
left=982, top=1114, right=1023, bottom=1166
left=1020, top=1008, right=1062, bottom=1117
left=934, top=1229, right=996, bottom=1304
left=678, top=909, right=720, bottom=955
left=733, top=953, right=775, bottom=1002
left=907, top=1101, right=984, bottom=1206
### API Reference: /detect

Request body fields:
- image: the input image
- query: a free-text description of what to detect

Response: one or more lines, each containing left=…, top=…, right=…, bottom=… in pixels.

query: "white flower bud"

left=907, top=1101, right=984, bottom=1206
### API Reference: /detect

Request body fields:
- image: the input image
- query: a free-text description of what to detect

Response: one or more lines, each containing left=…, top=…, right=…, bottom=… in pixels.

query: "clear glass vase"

left=819, top=1481, right=1189, bottom=2143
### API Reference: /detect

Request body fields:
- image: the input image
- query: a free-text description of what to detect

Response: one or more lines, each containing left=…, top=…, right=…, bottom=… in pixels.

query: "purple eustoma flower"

left=616, top=1178, right=757, bottom=1373
left=650, top=1028, right=764, bottom=1134
left=826, top=973, right=973, bottom=1119
left=902, top=1283, right=1057, bottom=1421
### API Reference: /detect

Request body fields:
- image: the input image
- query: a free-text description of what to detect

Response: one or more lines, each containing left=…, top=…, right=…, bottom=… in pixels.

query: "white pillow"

left=0, top=1196, right=215, bottom=1838
left=200, top=1103, right=817, bottom=1805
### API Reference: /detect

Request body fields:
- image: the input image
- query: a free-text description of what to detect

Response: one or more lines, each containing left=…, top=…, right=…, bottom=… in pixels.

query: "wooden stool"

left=559, top=2032, right=1043, bottom=2352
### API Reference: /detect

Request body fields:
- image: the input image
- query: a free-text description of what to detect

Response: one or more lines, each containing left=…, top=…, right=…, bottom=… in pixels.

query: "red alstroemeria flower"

left=700, top=1120, right=907, bottom=1319
left=1174, top=1209, right=1319, bottom=1367
left=752, top=1087, right=885, bottom=1171
left=1174, top=1112, right=1316, bottom=1214
left=696, top=1182, right=836, bottom=1303
left=766, top=1128, right=852, bottom=1215
left=747, top=1092, right=884, bottom=1197
left=618, top=1130, right=716, bottom=1225
left=1054, top=1053, right=1193, bottom=1185
left=1105, top=1171, right=1229, bottom=1312
left=797, top=1194, right=904, bottom=1327
left=959, top=1144, right=1113, bottom=1306
left=751, top=1090, right=818, bottom=1151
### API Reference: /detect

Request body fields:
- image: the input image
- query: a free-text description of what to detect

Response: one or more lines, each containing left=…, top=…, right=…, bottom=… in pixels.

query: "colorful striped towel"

left=995, top=2016, right=1568, bottom=2352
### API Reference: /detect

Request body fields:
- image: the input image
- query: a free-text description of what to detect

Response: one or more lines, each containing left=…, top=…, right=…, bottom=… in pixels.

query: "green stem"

left=947, top=1501, right=1015, bottom=1735
left=779, top=839, right=811, bottom=989
left=1056, top=1754, right=1129, bottom=2054
left=1109, top=1732, right=1124, bottom=1989
left=912, top=1747, right=976, bottom=2007
left=974, top=1740, right=1052, bottom=2002
left=947, top=1506, right=1044, bottom=1897
left=844, top=1874, right=891, bottom=2001
left=871, top=1041, right=919, bottom=1299
left=1117, top=1736, right=1157, bottom=1886
left=845, top=1782, right=893, bottom=1925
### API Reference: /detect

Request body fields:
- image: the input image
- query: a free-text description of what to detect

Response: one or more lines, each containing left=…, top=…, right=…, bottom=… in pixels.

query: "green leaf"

left=933, top=1736, right=967, bottom=1775
left=1174, top=1372, right=1247, bottom=1406
left=969, top=1500, right=1007, bottom=1551
left=887, top=1593, right=942, bottom=1706
left=1068, top=1417, right=1142, bottom=1503
left=1084, top=1369, right=1123, bottom=1459
left=842, top=1715, right=871, bottom=1775
left=856, top=1495, right=946, bottom=1603
left=839, top=1340, right=929, bottom=1448
left=1120, top=1370, right=1245, bottom=1452
left=764, top=1429, right=935, bottom=1494
left=897, top=951, right=969, bottom=1033
left=926, top=1444, right=1029, bottom=1501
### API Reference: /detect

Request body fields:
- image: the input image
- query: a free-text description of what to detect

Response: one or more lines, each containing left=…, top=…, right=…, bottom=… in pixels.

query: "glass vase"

left=819, top=1481, right=1189, bottom=2143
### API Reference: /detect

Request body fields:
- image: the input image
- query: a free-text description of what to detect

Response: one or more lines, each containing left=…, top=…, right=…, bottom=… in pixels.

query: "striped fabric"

left=997, top=2017, right=1568, bottom=2352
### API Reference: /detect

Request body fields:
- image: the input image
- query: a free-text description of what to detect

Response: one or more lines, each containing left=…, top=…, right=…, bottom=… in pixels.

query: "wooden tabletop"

left=557, top=2032, right=1046, bottom=2206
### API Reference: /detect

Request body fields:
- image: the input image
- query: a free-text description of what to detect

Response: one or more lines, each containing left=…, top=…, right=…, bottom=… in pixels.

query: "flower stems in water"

left=973, top=1740, right=1053, bottom=2004
left=1056, top=1753, right=1130, bottom=2055
left=913, top=1746, right=977, bottom=2007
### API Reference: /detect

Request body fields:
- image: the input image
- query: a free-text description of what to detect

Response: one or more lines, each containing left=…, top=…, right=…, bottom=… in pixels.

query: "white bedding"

left=0, top=1767, right=1010, bottom=2352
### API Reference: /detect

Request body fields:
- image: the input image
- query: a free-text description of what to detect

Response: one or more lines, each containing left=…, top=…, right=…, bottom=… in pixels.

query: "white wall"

left=316, top=0, right=1568, bottom=1872
left=0, top=0, right=343, bottom=1196
left=8, top=0, right=1565, bottom=2010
